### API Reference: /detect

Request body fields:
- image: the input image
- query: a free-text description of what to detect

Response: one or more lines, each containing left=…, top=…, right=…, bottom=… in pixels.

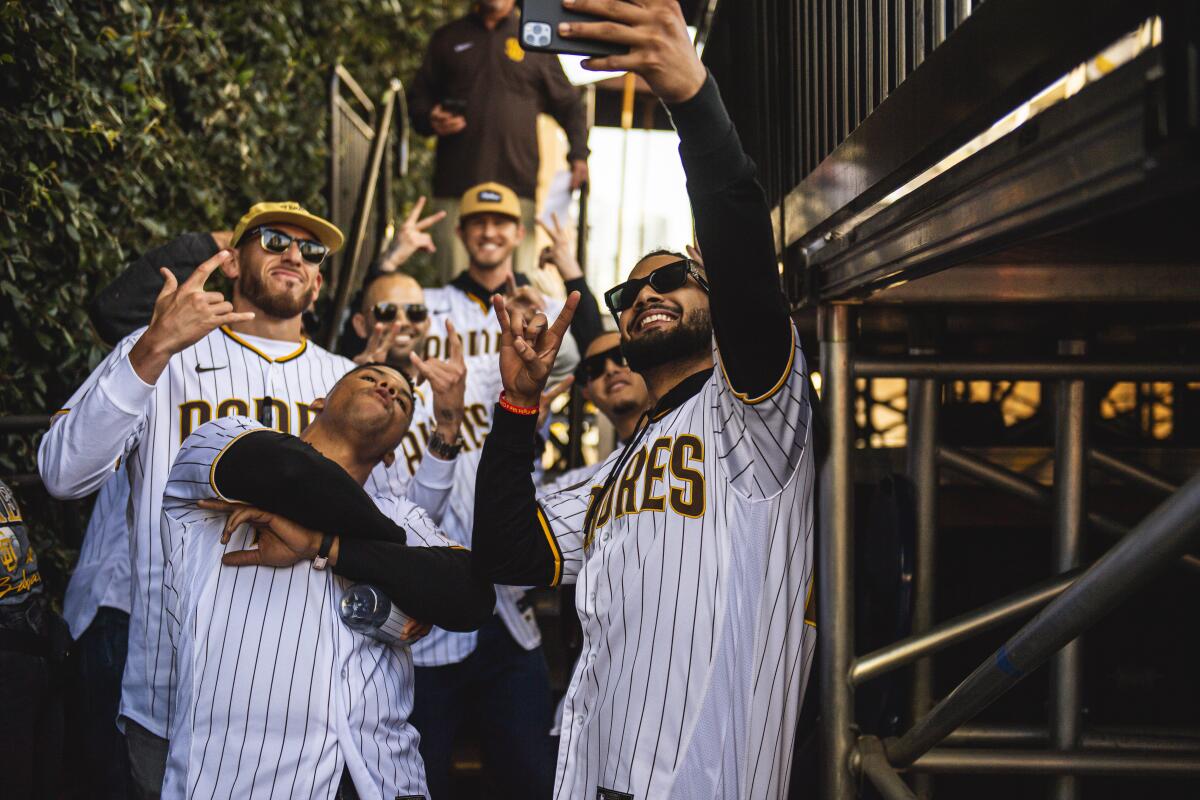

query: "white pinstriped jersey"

left=38, top=325, right=447, bottom=739
left=422, top=283, right=580, bottom=381
left=161, top=416, right=446, bottom=800
left=534, top=325, right=816, bottom=800
left=393, top=355, right=544, bottom=666
left=63, top=468, right=132, bottom=639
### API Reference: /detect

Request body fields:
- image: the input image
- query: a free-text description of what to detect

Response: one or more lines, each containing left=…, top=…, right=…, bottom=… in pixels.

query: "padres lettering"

left=587, top=434, right=705, bottom=530
left=398, top=401, right=491, bottom=474
left=178, top=398, right=315, bottom=441
left=424, top=329, right=502, bottom=359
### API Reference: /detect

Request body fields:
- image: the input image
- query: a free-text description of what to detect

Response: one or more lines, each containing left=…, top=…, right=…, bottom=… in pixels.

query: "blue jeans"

left=409, top=615, right=555, bottom=800
left=75, top=607, right=132, bottom=799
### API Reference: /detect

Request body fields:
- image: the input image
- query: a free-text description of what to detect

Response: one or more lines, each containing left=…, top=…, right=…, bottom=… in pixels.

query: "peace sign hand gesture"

left=379, top=196, right=447, bottom=273
left=537, top=212, right=583, bottom=281
left=493, top=291, right=581, bottom=408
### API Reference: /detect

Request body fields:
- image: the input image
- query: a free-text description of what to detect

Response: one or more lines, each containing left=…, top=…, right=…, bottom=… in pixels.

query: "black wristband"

left=314, top=533, right=335, bottom=571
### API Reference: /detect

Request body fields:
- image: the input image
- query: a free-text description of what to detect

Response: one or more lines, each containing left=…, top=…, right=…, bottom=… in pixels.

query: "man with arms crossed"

left=471, top=2, right=816, bottom=797
left=39, top=203, right=462, bottom=797
left=160, top=363, right=495, bottom=800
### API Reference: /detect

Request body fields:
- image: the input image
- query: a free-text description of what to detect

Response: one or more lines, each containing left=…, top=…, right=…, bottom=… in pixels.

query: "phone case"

left=519, top=0, right=630, bottom=57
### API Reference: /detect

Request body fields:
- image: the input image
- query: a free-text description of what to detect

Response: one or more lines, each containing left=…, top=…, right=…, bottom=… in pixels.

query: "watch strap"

left=313, top=533, right=335, bottom=571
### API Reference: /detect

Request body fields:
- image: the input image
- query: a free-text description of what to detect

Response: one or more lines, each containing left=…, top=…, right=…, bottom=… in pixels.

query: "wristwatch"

left=313, top=533, right=335, bottom=571
left=428, top=430, right=465, bottom=460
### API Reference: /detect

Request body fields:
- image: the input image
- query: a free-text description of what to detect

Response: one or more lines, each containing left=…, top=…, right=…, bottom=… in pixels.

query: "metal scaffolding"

left=816, top=321, right=1200, bottom=797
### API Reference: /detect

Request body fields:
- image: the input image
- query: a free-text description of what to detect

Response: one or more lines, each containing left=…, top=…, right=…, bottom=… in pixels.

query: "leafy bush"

left=0, top=0, right=465, bottom=599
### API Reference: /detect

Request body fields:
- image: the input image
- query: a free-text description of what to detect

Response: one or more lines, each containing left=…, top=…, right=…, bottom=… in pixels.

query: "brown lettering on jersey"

left=468, top=330, right=481, bottom=356
left=424, top=336, right=443, bottom=360
left=669, top=434, right=705, bottom=517
left=460, top=403, right=491, bottom=450
left=296, top=402, right=315, bottom=432
left=641, top=437, right=671, bottom=512
left=254, top=397, right=290, bottom=434
left=178, top=400, right=213, bottom=442
left=614, top=448, right=647, bottom=518
left=400, top=431, right=423, bottom=475
left=216, top=399, right=249, bottom=418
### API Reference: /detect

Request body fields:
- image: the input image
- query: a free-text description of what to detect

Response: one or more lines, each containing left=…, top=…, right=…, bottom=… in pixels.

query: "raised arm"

left=560, top=0, right=792, bottom=398
left=88, top=232, right=221, bottom=345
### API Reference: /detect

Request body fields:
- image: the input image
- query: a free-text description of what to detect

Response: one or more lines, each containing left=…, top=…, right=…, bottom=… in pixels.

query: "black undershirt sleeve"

left=471, top=407, right=561, bottom=587
left=666, top=75, right=792, bottom=398
left=213, top=430, right=496, bottom=631
left=564, top=275, right=603, bottom=356
left=333, top=540, right=495, bottom=632
left=88, top=232, right=219, bottom=346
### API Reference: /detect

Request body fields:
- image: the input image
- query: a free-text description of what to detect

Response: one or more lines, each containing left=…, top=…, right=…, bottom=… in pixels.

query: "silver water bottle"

left=339, top=583, right=413, bottom=646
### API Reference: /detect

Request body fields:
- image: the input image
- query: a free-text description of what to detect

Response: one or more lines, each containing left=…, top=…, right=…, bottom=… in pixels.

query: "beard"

left=622, top=307, right=712, bottom=373
left=239, top=268, right=312, bottom=320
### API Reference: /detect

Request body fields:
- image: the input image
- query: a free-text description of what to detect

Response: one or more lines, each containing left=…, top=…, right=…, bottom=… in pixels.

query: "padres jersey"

left=63, top=469, right=132, bottom=638
left=422, top=276, right=580, bottom=381
left=161, top=416, right=447, bottom=800
left=39, top=325, right=381, bottom=737
left=394, top=356, right=543, bottom=666
left=533, top=328, right=815, bottom=799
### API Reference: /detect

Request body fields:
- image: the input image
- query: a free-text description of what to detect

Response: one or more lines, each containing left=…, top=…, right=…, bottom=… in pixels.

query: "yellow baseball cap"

left=230, top=201, right=345, bottom=254
left=459, top=182, right=522, bottom=221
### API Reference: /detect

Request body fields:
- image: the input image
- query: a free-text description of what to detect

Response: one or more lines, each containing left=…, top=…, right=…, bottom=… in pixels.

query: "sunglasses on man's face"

left=603, top=259, right=709, bottom=319
left=372, top=302, right=429, bottom=324
left=252, top=226, right=329, bottom=266
left=581, top=345, right=628, bottom=382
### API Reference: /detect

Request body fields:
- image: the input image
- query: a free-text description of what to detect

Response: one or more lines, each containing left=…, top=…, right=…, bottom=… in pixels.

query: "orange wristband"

left=499, top=391, right=539, bottom=416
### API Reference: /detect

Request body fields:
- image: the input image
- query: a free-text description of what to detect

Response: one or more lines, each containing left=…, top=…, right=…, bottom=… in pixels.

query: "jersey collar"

left=220, top=325, right=308, bottom=363
left=450, top=270, right=532, bottom=313
left=650, top=367, right=714, bottom=421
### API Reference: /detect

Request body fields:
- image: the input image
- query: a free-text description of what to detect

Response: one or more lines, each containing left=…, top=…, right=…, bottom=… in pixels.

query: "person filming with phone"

left=409, top=0, right=591, bottom=282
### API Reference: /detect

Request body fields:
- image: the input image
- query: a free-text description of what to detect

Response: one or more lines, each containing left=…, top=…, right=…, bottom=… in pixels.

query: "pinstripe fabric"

left=63, top=468, right=132, bottom=638
left=160, top=416, right=450, bottom=800
left=535, top=325, right=816, bottom=800
left=40, top=325, right=358, bottom=738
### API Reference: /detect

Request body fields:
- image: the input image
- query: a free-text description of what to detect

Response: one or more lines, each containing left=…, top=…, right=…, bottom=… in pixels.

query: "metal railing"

left=818, top=305, right=1200, bottom=799
left=324, top=66, right=408, bottom=350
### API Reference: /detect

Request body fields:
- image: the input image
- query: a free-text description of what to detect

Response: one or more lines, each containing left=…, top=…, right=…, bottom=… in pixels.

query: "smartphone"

left=519, top=0, right=630, bottom=58
left=441, top=97, right=468, bottom=117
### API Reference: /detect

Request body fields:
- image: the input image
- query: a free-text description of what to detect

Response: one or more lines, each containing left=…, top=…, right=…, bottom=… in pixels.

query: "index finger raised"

left=446, top=320, right=464, bottom=364
left=405, top=196, right=427, bottom=226
left=547, top=291, right=581, bottom=342
left=184, top=249, right=233, bottom=290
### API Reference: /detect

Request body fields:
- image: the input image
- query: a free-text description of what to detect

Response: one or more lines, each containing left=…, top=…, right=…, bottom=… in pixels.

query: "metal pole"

left=819, top=304, right=856, bottom=800
left=1090, top=448, right=1179, bottom=496
left=938, top=445, right=1200, bottom=573
left=946, top=724, right=1200, bottom=753
left=860, top=737, right=919, bottom=800
left=908, top=749, right=1200, bottom=775
left=1051, top=339, right=1086, bottom=800
left=907, top=337, right=938, bottom=799
left=855, top=357, right=1200, bottom=380
left=885, top=468, right=1200, bottom=767
left=851, top=570, right=1079, bottom=686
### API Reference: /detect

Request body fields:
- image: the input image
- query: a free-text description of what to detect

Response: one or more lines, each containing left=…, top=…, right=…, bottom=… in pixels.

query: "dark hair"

left=638, top=248, right=687, bottom=263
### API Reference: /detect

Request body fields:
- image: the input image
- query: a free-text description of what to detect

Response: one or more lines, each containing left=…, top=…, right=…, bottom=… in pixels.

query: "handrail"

left=323, top=78, right=404, bottom=351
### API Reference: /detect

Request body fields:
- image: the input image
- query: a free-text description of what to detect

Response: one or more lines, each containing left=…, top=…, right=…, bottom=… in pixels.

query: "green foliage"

left=0, top=0, right=465, bottom=600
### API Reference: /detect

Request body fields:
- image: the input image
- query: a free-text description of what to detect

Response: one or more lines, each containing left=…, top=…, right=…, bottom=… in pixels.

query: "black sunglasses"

left=581, top=345, right=628, bottom=381
left=372, top=302, right=429, bottom=324
left=248, top=226, right=329, bottom=266
left=603, top=259, right=709, bottom=319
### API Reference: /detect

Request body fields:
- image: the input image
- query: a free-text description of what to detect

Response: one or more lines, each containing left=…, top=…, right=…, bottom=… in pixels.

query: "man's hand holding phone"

left=560, top=0, right=706, bottom=105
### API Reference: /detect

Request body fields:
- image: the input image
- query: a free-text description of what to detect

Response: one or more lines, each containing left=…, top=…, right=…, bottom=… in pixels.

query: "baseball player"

left=470, top=3, right=816, bottom=798
left=38, top=202, right=463, bottom=797
left=419, top=182, right=601, bottom=383
left=159, top=363, right=495, bottom=800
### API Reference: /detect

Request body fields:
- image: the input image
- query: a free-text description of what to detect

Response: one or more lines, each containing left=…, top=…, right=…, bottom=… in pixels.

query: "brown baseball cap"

left=459, top=182, right=522, bottom=221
